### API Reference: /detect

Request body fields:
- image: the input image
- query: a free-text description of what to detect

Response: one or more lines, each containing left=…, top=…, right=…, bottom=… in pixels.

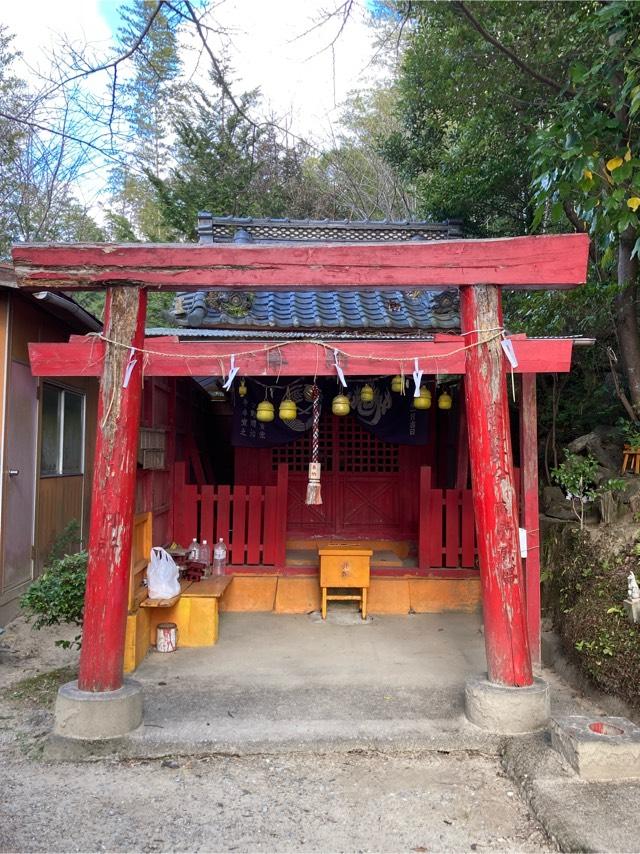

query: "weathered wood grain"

left=77, top=287, right=147, bottom=693
left=461, top=284, right=533, bottom=687
left=12, top=233, right=590, bottom=290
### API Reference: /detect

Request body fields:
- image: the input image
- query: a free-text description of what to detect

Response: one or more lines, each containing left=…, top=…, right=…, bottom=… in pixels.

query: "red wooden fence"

left=418, top=466, right=520, bottom=570
left=173, top=461, right=288, bottom=566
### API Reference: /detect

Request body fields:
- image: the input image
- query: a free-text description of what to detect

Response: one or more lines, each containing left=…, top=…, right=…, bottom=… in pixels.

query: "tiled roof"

left=172, top=288, right=460, bottom=331
left=170, top=215, right=463, bottom=332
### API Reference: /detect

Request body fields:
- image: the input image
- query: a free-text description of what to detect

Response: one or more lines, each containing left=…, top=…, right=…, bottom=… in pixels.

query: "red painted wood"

left=461, top=284, right=533, bottom=687
left=275, top=464, right=289, bottom=566
left=429, top=490, right=444, bottom=567
left=12, top=233, right=590, bottom=290
left=172, top=462, right=186, bottom=546
left=231, top=486, right=247, bottom=564
left=262, top=486, right=278, bottom=564
left=246, top=486, right=262, bottom=565
left=27, top=337, right=575, bottom=378
left=455, top=386, right=469, bottom=489
left=520, top=374, right=541, bottom=665
left=461, top=490, right=475, bottom=568
left=77, top=287, right=147, bottom=693
left=445, top=490, right=460, bottom=568
left=180, top=485, right=199, bottom=548
left=216, top=486, right=231, bottom=548
left=200, top=485, right=214, bottom=551
left=418, top=467, right=432, bottom=570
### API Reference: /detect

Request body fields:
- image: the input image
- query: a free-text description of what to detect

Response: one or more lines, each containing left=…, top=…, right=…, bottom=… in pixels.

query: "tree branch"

left=453, top=1, right=574, bottom=97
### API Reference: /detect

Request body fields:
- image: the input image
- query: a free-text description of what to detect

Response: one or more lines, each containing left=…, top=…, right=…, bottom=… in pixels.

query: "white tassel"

left=305, top=462, right=322, bottom=505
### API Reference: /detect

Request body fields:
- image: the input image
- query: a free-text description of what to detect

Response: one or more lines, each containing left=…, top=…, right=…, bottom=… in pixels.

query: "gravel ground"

left=0, top=750, right=553, bottom=853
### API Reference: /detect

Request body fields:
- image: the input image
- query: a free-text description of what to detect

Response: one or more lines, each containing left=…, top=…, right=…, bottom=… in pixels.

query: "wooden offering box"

left=318, top=542, right=373, bottom=620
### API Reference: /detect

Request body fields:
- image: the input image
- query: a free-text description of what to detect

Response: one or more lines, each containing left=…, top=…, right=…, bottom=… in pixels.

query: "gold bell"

left=256, top=400, right=275, bottom=422
left=413, top=386, right=432, bottom=410
left=279, top=398, right=297, bottom=421
left=391, top=375, right=403, bottom=393
left=438, top=391, right=453, bottom=410
left=332, top=394, right=351, bottom=416
left=360, top=383, right=374, bottom=403
left=238, top=378, right=247, bottom=397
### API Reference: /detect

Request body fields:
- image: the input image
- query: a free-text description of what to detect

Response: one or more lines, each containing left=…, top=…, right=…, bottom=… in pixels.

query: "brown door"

left=284, top=410, right=404, bottom=538
left=2, top=361, right=38, bottom=601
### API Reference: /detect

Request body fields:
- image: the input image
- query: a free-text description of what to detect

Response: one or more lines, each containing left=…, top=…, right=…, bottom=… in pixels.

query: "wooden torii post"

left=12, top=234, right=589, bottom=700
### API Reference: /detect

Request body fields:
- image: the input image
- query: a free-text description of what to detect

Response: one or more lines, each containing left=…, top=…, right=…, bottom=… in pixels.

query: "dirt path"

left=0, top=750, right=552, bottom=853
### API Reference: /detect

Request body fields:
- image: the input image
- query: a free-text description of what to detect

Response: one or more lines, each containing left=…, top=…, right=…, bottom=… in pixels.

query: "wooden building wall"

left=0, top=291, right=98, bottom=624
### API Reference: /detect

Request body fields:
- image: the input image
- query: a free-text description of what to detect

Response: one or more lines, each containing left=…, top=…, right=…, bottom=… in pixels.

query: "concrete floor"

left=126, top=609, right=496, bottom=756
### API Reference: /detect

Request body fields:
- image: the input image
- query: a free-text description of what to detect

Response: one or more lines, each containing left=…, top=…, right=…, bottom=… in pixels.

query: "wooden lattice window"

left=271, top=411, right=399, bottom=474
left=271, top=411, right=334, bottom=472
left=336, top=416, right=399, bottom=473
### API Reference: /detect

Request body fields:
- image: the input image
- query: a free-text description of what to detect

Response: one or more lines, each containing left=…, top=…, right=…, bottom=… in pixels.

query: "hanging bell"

left=360, top=383, right=374, bottom=403
left=413, top=386, right=432, bottom=410
left=279, top=398, right=297, bottom=421
left=391, top=375, right=403, bottom=393
left=256, top=400, right=275, bottom=422
left=438, top=390, right=453, bottom=410
left=332, top=394, right=351, bottom=416
left=238, top=378, right=247, bottom=398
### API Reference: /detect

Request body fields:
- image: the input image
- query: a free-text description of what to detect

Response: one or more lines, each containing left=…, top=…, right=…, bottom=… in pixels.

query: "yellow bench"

left=123, top=513, right=232, bottom=672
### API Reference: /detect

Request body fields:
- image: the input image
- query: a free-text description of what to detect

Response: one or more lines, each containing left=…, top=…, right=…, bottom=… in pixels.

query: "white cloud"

left=2, top=0, right=113, bottom=78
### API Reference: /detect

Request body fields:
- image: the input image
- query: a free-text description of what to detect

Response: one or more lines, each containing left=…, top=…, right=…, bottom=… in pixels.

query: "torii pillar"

left=55, top=286, right=147, bottom=739
left=460, top=284, right=549, bottom=732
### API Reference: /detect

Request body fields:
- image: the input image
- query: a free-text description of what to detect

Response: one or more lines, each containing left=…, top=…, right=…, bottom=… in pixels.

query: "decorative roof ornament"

left=205, top=291, right=255, bottom=318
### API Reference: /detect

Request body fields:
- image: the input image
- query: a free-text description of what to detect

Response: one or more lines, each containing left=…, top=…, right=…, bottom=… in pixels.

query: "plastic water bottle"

left=213, top=538, right=227, bottom=574
left=200, top=539, right=210, bottom=568
left=188, top=538, right=200, bottom=561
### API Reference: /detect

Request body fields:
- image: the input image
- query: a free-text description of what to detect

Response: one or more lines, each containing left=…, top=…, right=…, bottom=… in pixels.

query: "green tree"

left=106, top=0, right=183, bottom=242
left=380, top=1, right=640, bottom=417
left=149, top=84, right=312, bottom=239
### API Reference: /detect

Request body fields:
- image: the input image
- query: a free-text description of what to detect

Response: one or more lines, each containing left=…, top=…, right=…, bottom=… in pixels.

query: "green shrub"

left=20, top=522, right=87, bottom=649
left=543, top=526, right=640, bottom=708
left=551, top=451, right=624, bottom=528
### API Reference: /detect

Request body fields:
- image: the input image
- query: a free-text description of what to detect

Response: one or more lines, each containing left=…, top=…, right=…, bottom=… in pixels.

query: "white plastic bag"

left=147, top=547, right=181, bottom=599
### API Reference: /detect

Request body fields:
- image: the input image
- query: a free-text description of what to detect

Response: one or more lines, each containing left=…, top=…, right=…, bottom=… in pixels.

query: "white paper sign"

left=519, top=527, right=528, bottom=558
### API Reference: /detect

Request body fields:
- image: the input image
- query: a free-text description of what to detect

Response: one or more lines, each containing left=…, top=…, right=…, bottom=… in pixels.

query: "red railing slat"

left=231, top=486, right=247, bottom=564
left=461, top=490, right=475, bottom=567
left=246, top=485, right=262, bottom=564
left=216, top=485, right=231, bottom=546
left=263, top=485, right=278, bottom=564
left=200, top=484, right=214, bottom=549
left=445, top=490, right=460, bottom=567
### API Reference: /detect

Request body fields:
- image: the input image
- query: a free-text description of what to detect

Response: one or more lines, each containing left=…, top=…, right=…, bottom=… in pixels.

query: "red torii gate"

left=12, top=234, right=590, bottom=717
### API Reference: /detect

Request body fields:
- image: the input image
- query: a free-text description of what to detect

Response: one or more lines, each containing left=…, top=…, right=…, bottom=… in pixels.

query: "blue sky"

left=98, top=0, right=124, bottom=32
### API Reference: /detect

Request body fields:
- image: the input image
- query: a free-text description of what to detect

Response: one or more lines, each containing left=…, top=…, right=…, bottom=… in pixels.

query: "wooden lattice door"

left=275, top=410, right=405, bottom=537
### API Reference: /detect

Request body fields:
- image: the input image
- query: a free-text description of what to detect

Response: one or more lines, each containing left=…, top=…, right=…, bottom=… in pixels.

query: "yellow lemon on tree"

left=606, top=156, right=624, bottom=171
left=627, top=197, right=640, bottom=212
